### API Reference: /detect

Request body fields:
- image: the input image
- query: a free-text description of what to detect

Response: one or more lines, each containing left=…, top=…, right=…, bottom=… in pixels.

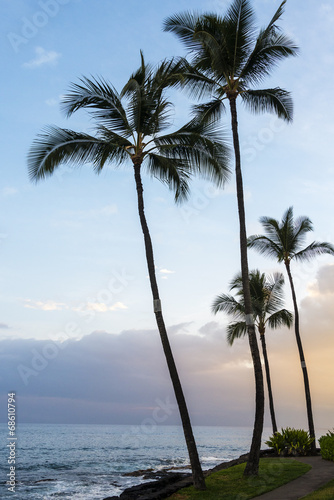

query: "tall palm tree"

left=164, top=0, right=298, bottom=475
left=27, top=54, right=230, bottom=490
left=212, top=270, right=293, bottom=434
left=248, top=207, right=334, bottom=454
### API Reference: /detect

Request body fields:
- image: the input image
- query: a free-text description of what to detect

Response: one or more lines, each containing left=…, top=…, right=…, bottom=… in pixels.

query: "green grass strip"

left=300, top=478, right=334, bottom=499
left=168, top=458, right=311, bottom=500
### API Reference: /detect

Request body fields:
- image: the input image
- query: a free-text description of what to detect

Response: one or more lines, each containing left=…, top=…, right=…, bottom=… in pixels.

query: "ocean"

left=0, top=424, right=273, bottom=499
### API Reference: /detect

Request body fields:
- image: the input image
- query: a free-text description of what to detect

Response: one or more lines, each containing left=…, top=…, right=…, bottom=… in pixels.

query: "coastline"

left=103, top=450, right=274, bottom=500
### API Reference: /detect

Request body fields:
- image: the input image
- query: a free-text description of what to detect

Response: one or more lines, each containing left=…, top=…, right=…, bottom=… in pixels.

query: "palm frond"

left=225, top=0, right=256, bottom=74
left=153, top=117, right=231, bottom=188
left=241, top=88, right=293, bottom=122
left=191, top=16, right=232, bottom=81
left=192, top=98, right=227, bottom=125
left=267, top=309, right=293, bottom=329
left=163, top=11, right=204, bottom=52
left=28, top=126, right=129, bottom=181
left=240, top=1, right=298, bottom=85
left=122, top=56, right=176, bottom=136
left=248, top=234, right=283, bottom=261
left=226, top=321, right=247, bottom=345
left=172, top=61, right=219, bottom=100
left=61, top=76, right=132, bottom=136
left=294, top=241, right=334, bottom=262
left=212, top=293, right=245, bottom=317
left=145, top=154, right=191, bottom=203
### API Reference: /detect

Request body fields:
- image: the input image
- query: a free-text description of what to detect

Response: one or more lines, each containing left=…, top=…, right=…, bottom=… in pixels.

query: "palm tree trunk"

left=259, top=333, right=278, bottom=434
left=228, top=96, right=264, bottom=476
left=133, top=162, right=206, bottom=489
left=285, top=261, right=316, bottom=454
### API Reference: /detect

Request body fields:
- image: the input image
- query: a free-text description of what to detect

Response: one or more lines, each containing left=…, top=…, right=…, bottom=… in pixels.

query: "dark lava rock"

left=103, top=449, right=278, bottom=500
left=104, top=471, right=190, bottom=500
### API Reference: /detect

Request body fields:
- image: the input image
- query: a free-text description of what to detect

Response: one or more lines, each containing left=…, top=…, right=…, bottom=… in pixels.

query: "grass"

left=167, top=458, right=311, bottom=500
left=300, top=478, right=334, bottom=499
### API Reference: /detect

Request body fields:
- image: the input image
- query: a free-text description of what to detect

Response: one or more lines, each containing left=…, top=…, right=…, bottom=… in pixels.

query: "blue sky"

left=1, top=0, right=334, bottom=429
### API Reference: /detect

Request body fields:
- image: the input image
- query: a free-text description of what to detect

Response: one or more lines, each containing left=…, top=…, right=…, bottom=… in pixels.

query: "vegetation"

left=248, top=207, right=334, bottom=454
left=28, top=54, right=232, bottom=490
left=319, top=431, right=334, bottom=462
left=167, top=458, right=310, bottom=499
left=265, top=427, right=315, bottom=456
left=164, top=0, right=298, bottom=475
left=212, top=270, right=293, bottom=433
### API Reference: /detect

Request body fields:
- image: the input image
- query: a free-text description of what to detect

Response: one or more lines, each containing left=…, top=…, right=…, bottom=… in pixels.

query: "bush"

left=319, top=430, right=334, bottom=462
left=265, top=427, right=314, bottom=456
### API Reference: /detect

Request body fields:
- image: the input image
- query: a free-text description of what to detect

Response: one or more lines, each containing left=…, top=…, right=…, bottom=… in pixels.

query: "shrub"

left=265, top=427, right=314, bottom=456
left=319, top=430, right=334, bottom=461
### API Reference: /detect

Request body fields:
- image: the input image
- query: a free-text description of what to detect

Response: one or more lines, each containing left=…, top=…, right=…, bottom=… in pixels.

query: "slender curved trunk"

left=285, top=261, right=316, bottom=454
left=133, top=161, right=206, bottom=489
left=228, top=96, right=264, bottom=476
left=259, top=332, right=278, bottom=434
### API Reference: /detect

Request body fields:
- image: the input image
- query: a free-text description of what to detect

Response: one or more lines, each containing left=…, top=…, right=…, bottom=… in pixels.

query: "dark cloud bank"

left=1, top=264, right=333, bottom=428
left=0, top=321, right=257, bottom=426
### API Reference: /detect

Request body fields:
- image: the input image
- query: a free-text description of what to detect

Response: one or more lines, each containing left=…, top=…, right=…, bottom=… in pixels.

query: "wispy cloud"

left=159, top=268, right=175, bottom=280
left=1, top=187, right=18, bottom=197
left=0, top=323, right=9, bottom=329
left=80, top=301, right=127, bottom=313
left=45, top=97, right=59, bottom=107
left=23, top=299, right=68, bottom=311
left=23, top=47, right=61, bottom=69
left=159, top=269, right=175, bottom=275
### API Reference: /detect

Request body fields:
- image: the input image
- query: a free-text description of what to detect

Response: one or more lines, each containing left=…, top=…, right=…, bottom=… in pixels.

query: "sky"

left=1, top=0, right=334, bottom=432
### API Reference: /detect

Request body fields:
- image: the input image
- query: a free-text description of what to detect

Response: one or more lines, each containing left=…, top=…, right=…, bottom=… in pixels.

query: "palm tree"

left=164, top=0, right=298, bottom=475
left=212, top=270, right=293, bottom=434
left=248, top=207, right=334, bottom=454
left=27, top=54, right=231, bottom=490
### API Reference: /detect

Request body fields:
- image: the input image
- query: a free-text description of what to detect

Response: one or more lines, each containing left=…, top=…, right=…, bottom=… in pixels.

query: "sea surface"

left=0, top=424, right=274, bottom=499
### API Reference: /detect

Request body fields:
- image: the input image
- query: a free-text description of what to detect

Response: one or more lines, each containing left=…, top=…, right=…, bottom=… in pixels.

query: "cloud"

left=1, top=270, right=333, bottom=429
left=23, top=47, right=61, bottom=69
left=1, top=187, right=18, bottom=197
left=82, top=301, right=127, bottom=312
left=0, top=323, right=9, bottom=329
left=159, top=268, right=175, bottom=280
left=45, top=97, right=59, bottom=107
left=0, top=323, right=255, bottom=425
left=160, top=269, right=175, bottom=274
left=23, top=299, right=68, bottom=311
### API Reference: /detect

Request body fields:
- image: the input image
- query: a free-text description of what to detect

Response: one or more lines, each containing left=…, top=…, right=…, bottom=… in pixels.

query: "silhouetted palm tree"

left=164, top=0, right=298, bottom=475
left=28, top=54, right=231, bottom=489
left=212, top=270, right=293, bottom=433
left=248, top=207, right=334, bottom=454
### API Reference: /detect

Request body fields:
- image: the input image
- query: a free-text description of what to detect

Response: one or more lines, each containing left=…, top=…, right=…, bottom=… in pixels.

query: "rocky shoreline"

left=104, top=449, right=276, bottom=500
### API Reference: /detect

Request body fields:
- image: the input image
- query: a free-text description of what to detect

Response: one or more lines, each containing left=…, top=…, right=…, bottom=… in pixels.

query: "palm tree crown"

left=212, top=269, right=293, bottom=344
left=248, top=206, right=334, bottom=264
left=163, top=0, right=298, bottom=123
left=28, top=53, right=230, bottom=195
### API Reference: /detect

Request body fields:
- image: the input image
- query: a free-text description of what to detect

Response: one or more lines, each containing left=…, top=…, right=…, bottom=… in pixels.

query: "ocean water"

left=0, top=424, right=273, bottom=499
